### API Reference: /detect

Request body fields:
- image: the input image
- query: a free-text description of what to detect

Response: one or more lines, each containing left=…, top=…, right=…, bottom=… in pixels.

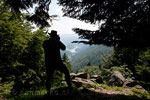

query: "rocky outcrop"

left=90, top=75, right=103, bottom=84
left=108, top=71, right=125, bottom=86
left=70, top=73, right=103, bottom=87
left=123, top=79, right=137, bottom=87
left=70, top=72, right=89, bottom=79
left=72, top=77, right=94, bottom=87
left=71, top=77, right=83, bottom=87
left=70, top=73, right=77, bottom=79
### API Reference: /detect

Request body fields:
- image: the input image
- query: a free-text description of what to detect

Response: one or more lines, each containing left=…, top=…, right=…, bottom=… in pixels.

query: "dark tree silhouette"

left=58, top=0, right=150, bottom=49
left=2, top=0, right=51, bottom=27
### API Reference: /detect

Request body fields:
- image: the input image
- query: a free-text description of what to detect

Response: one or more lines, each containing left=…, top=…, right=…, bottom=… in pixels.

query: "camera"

left=54, top=34, right=60, bottom=40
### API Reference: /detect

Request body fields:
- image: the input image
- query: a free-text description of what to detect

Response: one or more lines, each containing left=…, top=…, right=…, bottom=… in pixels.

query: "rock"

left=134, top=85, right=145, bottom=90
left=134, top=85, right=143, bottom=89
left=77, top=72, right=89, bottom=79
left=90, top=75, right=103, bottom=84
left=108, top=71, right=125, bottom=86
left=72, top=78, right=83, bottom=87
left=70, top=73, right=77, bottom=79
left=72, top=77, right=94, bottom=87
left=134, top=85, right=146, bottom=92
left=70, top=72, right=89, bottom=79
left=90, top=79, right=97, bottom=83
left=123, top=79, right=137, bottom=87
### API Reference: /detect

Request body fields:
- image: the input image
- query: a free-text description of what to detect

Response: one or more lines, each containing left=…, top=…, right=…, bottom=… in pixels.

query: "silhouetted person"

left=43, top=30, right=72, bottom=94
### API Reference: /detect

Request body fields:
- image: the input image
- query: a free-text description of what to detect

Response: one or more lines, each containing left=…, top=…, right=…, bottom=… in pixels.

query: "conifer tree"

left=58, top=0, right=150, bottom=49
left=62, top=53, right=69, bottom=62
left=62, top=53, right=72, bottom=72
left=87, top=62, right=92, bottom=66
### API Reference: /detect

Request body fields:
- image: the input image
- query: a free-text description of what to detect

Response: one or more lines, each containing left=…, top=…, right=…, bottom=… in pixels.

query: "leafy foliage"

left=0, top=78, right=14, bottom=99
left=0, top=4, right=32, bottom=82
left=101, top=84, right=124, bottom=92
left=58, top=0, right=150, bottom=48
left=110, top=65, right=133, bottom=79
left=0, top=2, right=48, bottom=96
left=62, top=53, right=69, bottom=62
left=10, top=29, right=47, bottom=94
left=78, top=66, right=101, bottom=76
left=62, top=53, right=72, bottom=72
left=51, top=71, right=64, bottom=88
left=131, top=88, right=150, bottom=99
left=100, top=47, right=150, bottom=90
left=101, top=48, right=140, bottom=77
left=134, top=49, right=150, bottom=90
left=2, top=0, right=51, bottom=27
left=51, top=53, right=72, bottom=89
left=99, top=64, right=133, bottom=83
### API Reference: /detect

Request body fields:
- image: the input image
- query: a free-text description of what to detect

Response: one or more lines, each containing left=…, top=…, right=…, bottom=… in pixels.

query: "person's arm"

left=58, top=41, right=66, bottom=50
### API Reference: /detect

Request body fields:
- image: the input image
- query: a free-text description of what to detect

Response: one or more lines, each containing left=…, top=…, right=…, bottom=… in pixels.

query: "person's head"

left=49, top=30, right=60, bottom=40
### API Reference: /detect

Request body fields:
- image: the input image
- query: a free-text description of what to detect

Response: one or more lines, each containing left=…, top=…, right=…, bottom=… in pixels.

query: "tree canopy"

left=0, top=1, right=48, bottom=94
left=2, top=0, right=51, bottom=27
left=58, top=0, right=150, bottom=48
left=3, top=0, right=150, bottom=48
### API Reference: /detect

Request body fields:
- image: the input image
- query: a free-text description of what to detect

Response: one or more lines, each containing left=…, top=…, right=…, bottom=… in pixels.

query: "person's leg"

left=58, top=63, right=72, bottom=89
left=46, top=68, right=54, bottom=94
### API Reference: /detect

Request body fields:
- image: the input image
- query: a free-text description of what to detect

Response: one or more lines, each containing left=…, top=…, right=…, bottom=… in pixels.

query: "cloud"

left=66, top=46, right=79, bottom=54
left=50, top=18, right=75, bottom=34
left=50, top=17, right=98, bottom=34
left=49, top=0, right=98, bottom=34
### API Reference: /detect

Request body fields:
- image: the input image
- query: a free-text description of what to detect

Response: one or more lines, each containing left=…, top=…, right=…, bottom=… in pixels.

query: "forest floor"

left=9, top=85, right=150, bottom=100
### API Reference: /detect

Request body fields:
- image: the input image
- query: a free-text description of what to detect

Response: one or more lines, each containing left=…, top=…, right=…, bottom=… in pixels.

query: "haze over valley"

left=60, top=34, right=113, bottom=72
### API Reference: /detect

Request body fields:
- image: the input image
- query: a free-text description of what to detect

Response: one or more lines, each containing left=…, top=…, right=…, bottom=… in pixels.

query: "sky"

left=48, top=0, right=98, bottom=34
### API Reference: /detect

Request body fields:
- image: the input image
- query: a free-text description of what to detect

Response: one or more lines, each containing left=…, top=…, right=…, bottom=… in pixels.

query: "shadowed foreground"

left=12, top=87, right=149, bottom=100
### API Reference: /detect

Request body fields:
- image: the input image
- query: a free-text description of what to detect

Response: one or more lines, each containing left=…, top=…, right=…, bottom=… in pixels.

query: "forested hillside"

left=71, top=45, right=113, bottom=72
left=60, top=34, right=89, bottom=60
left=59, top=34, right=113, bottom=72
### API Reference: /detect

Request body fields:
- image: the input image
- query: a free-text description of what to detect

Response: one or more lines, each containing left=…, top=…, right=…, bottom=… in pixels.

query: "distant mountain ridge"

left=71, top=45, right=113, bottom=72
left=59, top=34, right=113, bottom=72
left=60, top=34, right=89, bottom=59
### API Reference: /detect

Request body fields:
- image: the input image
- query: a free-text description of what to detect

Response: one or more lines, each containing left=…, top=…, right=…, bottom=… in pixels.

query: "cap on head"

left=49, top=30, right=57, bottom=38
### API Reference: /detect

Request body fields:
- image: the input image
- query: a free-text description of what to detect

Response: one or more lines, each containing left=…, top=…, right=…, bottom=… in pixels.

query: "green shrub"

left=82, top=83, right=101, bottom=89
left=78, top=66, right=102, bottom=76
left=113, top=86, right=124, bottom=91
left=0, top=78, right=14, bottom=99
left=111, top=65, right=133, bottom=79
left=90, top=84, right=101, bottom=89
left=51, top=70, right=64, bottom=88
left=101, top=84, right=112, bottom=90
left=131, top=88, right=150, bottom=99
left=101, top=84, right=124, bottom=91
